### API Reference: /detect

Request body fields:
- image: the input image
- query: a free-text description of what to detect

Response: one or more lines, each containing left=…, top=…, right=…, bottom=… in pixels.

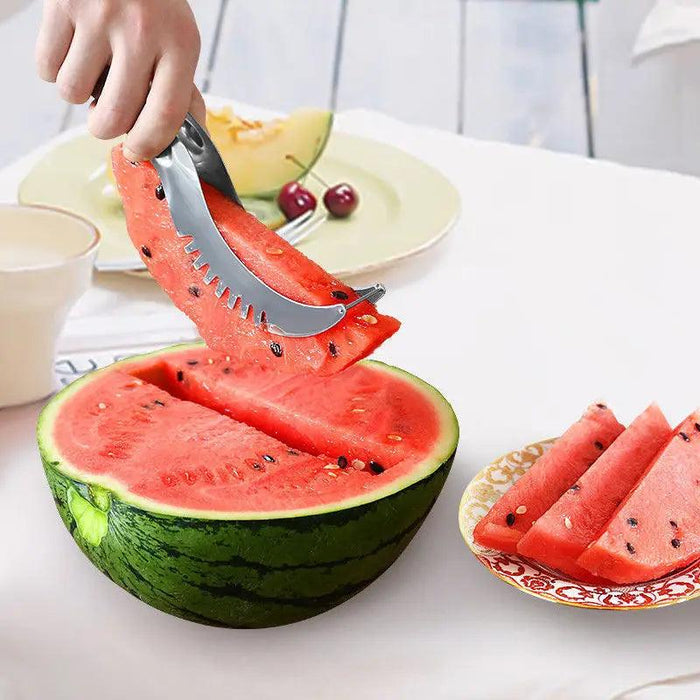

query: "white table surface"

left=2, top=109, right=700, bottom=700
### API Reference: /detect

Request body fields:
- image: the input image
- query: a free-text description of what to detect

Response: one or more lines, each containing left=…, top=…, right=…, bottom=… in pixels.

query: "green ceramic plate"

left=18, top=126, right=460, bottom=277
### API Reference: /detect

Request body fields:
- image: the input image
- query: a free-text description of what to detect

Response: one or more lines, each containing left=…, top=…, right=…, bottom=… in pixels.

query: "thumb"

left=189, top=85, right=207, bottom=128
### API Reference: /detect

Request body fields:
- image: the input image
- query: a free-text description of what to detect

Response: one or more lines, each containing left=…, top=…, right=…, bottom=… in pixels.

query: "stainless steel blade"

left=152, top=139, right=353, bottom=337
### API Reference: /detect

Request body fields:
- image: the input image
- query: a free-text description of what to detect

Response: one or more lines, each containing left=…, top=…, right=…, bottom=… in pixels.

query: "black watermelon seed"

left=626, top=542, right=636, bottom=554
left=262, top=454, right=275, bottom=463
left=186, top=360, right=198, bottom=366
left=672, top=538, right=681, bottom=548
left=680, top=432, right=690, bottom=442
left=270, top=342, right=283, bottom=358
left=222, top=367, right=231, bottom=374
left=188, top=285, right=200, bottom=297
left=328, top=342, right=338, bottom=357
left=141, top=245, right=152, bottom=258
left=695, top=423, right=700, bottom=432
left=155, top=184, right=165, bottom=200
left=331, top=290, right=349, bottom=300
left=369, top=461, right=385, bottom=475
left=153, top=399, right=165, bottom=407
left=596, top=403, right=607, bottom=409
left=176, top=370, right=184, bottom=382
left=670, top=520, right=678, bottom=528
left=569, top=483, right=581, bottom=492
left=251, top=463, right=263, bottom=471
left=627, top=517, right=638, bottom=527
left=287, top=449, right=300, bottom=456
left=594, top=441, right=604, bottom=450
left=506, top=512, right=516, bottom=527
left=337, top=455, right=348, bottom=468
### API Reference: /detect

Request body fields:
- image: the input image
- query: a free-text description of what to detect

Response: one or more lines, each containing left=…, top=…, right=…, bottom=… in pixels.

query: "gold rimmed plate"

left=459, top=439, right=700, bottom=610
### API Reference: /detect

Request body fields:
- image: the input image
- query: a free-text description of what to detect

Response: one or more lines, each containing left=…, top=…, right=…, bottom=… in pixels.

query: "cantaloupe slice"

left=206, top=107, right=333, bottom=198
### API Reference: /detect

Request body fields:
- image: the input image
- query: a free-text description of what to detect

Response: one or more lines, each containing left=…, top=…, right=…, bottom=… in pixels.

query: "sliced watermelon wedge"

left=473, top=404, right=625, bottom=554
left=577, top=412, right=700, bottom=584
left=517, top=404, right=671, bottom=583
left=112, top=146, right=399, bottom=375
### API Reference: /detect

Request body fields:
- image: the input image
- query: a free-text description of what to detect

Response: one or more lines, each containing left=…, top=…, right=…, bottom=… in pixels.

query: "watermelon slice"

left=37, top=343, right=458, bottom=627
left=577, top=412, right=700, bottom=584
left=111, top=147, right=400, bottom=375
left=473, top=404, right=624, bottom=554
left=517, top=404, right=671, bottom=583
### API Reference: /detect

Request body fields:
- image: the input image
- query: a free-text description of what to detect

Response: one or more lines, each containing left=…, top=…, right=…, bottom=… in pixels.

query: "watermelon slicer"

left=151, top=114, right=386, bottom=338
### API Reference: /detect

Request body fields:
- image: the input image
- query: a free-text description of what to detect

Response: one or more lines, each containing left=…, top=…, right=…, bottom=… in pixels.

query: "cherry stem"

left=285, top=154, right=329, bottom=188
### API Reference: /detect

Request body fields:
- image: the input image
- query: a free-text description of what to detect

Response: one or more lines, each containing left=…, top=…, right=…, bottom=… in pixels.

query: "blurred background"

left=2, top=0, right=695, bottom=174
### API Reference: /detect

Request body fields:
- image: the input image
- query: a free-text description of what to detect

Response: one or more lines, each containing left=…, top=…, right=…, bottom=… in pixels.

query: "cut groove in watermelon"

left=473, top=404, right=625, bottom=554
left=40, top=345, right=458, bottom=519
left=577, top=411, right=700, bottom=584
left=112, top=147, right=400, bottom=375
left=132, top=346, right=439, bottom=472
left=517, top=404, right=672, bottom=583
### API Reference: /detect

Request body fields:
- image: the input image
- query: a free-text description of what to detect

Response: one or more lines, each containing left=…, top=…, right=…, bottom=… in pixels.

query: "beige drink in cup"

left=0, top=205, right=99, bottom=408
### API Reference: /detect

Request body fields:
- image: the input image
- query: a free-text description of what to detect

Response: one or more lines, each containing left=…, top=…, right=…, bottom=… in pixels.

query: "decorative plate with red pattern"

left=459, top=439, right=700, bottom=610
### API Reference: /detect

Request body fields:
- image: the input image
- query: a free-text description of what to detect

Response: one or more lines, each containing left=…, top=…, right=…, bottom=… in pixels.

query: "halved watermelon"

left=577, top=412, right=700, bottom=584
left=473, top=404, right=624, bottom=554
left=37, top=343, right=458, bottom=628
left=517, top=404, right=671, bottom=583
left=112, top=147, right=399, bottom=375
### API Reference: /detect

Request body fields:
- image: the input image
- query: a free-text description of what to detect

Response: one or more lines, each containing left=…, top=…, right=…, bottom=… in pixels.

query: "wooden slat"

left=62, top=0, right=224, bottom=130
left=463, top=0, right=587, bottom=154
left=0, top=0, right=67, bottom=164
left=208, top=0, right=341, bottom=111
left=584, top=0, right=600, bottom=154
left=192, top=0, right=227, bottom=88
left=336, top=0, right=460, bottom=131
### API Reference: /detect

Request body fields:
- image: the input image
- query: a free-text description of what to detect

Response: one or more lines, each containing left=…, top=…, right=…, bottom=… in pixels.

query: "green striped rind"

left=43, top=454, right=453, bottom=628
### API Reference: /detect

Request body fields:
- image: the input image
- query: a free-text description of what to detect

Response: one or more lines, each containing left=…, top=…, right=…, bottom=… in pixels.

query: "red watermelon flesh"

left=473, top=404, right=625, bottom=554
left=517, top=404, right=671, bottom=583
left=140, top=346, right=438, bottom=471
left=111, top=146, right=400, bottom=375
left=49, top=347, right=457, bottom=515
left=577, top=412, right=700, bottom=584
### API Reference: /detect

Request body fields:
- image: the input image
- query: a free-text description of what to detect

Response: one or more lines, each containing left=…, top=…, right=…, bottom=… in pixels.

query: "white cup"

left=0, top=205, right=99, bottom=408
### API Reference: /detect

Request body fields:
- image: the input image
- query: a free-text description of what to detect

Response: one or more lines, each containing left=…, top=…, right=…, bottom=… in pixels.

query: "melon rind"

left=37, top=344, right=458, bottom=627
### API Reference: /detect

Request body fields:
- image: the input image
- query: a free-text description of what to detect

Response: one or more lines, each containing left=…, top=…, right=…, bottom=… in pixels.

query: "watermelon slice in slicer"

left=473, top=403, right=625, bottom=554
left=517, top=403, right=672, bottom=583
left=577, top=411, right=700, bottom=584
left=112, top=146, right=400, bottom=376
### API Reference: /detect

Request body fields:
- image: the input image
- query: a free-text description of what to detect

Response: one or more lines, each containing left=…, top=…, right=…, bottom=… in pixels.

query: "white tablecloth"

left=2, top=109, right=700, bottom=700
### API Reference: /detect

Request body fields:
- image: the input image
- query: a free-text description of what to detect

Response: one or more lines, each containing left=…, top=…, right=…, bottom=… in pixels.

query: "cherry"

left=286, top=154, right=359, bottom=219
left=277, top=181, right=317, bottom=221
left=323, top=183, right=358, bottom=218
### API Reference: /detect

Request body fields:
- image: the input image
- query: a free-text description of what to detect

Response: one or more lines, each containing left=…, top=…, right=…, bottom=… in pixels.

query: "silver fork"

left=276, top=210, right=326, bottom=246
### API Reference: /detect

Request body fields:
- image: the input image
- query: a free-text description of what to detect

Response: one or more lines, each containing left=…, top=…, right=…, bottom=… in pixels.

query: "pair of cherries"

left=277, top=155, right=358, bottom=221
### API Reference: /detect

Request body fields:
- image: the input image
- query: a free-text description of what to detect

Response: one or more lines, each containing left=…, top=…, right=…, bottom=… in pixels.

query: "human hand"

left=36, top=0, right=206, bottom=161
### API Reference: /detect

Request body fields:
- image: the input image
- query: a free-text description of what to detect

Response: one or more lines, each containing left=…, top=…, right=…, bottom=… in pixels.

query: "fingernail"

left=122, top=147, right=140, bottom=163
